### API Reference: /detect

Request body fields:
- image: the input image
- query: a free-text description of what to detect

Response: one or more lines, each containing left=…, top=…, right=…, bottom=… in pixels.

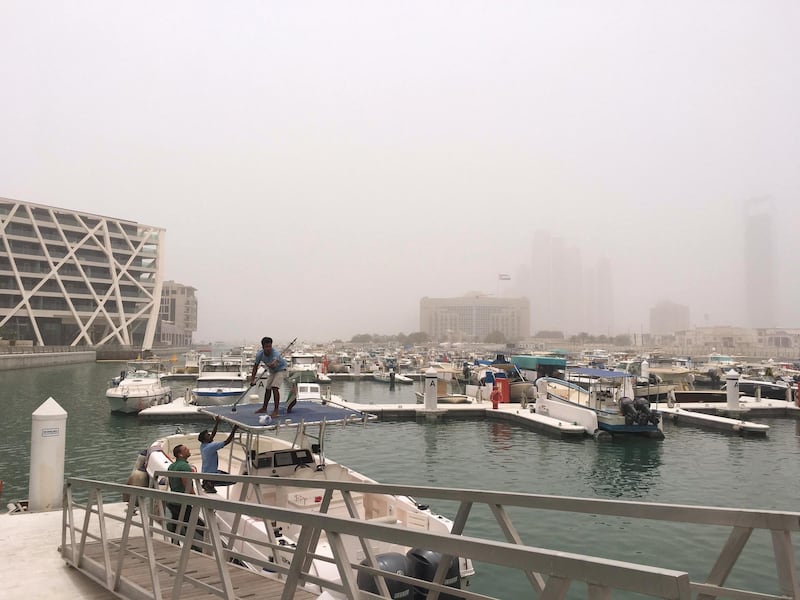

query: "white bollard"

left=424, top=367, right=438, bottom=410
left=641, top=359, right=650, bottom=381
left=28, top=397, right=67, bottom=512
left=725, top=369, right=740, bottom=410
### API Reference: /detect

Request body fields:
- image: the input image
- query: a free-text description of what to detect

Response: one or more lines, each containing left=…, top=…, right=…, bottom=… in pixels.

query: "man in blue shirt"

left=251, top=336, right=289, bottom=417
left=198, top=416, right=238, bottom=493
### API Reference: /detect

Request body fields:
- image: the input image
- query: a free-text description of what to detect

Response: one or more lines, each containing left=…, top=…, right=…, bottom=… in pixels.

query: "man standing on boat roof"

left=251, top=336, right=289, bottom=417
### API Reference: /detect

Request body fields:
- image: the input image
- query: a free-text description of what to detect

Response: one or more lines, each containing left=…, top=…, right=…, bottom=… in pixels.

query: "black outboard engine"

left=357, top=553, right=413, bottom=600
left=406, top=548, right=461, bottom=600
left=633, top=397, right=660, bottom=425
left=619, top=397, right=637, bottom=425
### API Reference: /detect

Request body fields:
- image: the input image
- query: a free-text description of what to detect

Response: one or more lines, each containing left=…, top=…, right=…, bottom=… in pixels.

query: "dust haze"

left=1, top=2, right=797, bottom=344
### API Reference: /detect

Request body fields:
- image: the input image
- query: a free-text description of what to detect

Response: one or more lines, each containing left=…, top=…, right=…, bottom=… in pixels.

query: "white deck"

left=0, top=504, right=124, bottom=599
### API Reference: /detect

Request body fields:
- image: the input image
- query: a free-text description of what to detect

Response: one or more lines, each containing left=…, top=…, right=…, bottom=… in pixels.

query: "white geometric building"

left=0, top=197, right=165, bottom=349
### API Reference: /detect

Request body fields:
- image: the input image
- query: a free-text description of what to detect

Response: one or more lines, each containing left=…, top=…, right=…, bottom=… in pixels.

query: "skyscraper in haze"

left=744, top=200, right=775, bottom=328
left=530, top=231, right=566, bottom=334
left=650, top=301, right=690, bottom=335
left=529, top=231, right=614, bottom=336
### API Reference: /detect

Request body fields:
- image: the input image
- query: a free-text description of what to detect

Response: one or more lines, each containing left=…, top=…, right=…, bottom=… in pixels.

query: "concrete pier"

left=0, top=350, right=96, bottom=371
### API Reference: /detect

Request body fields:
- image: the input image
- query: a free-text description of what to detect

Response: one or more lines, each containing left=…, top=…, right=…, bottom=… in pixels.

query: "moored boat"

left=190, top=372, right=249, bottom=406
left=129, top=401, right=475, bottom=595
left=372, top=369, right=414, bottom=385
left=105, top=359, right=172, bottom=414
left=535, top=368, right=664, bottom=439
left=190, top=354, right=250, bottom=406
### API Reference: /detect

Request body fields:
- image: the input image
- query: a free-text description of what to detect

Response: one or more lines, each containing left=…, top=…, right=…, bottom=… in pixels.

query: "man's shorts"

left=265, top=370, right=286, bottom=389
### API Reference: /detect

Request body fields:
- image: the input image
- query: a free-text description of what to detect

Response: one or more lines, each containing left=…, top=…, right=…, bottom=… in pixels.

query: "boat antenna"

left=231, top=337, right=298, bottom=413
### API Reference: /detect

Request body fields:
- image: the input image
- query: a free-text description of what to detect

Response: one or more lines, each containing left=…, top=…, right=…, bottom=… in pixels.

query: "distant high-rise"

left=650, top=301, right=690, bottom=335
left=420, top=293, right=530, bottom=342
left=158, top=281, right=198, bottom=346
left=530, top=231, right=567, bottom=333
left=595, top=257, right=614, bottom=336
left=744, top=200, right=775, bottom=328
left=529, top=231, right=614, bottom=336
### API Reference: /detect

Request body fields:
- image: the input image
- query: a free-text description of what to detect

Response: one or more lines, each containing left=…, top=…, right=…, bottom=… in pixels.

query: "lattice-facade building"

left=0, top=197, right=165, bottom=349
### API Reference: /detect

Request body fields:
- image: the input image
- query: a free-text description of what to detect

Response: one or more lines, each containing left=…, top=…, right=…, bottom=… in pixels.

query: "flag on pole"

left=498, top=273, right=511, bottom=281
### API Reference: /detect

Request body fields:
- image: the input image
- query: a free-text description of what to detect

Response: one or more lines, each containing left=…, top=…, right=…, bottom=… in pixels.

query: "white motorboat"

left=161, top=350, right=201, bottom=380
left=105, top=360, right=172, bottom=414
left=372, top=369, right=414, bottom=385
left=130, top=401, right=475, bottom=595
left=536, top=368, right=664, bottom=439
left=190, top=372, right=249, bottom=406
left=286, top=351, right=333, bottom=384
left=291, top=380, right=344, bottom=405
left=191, top=355, right=251, bottom=406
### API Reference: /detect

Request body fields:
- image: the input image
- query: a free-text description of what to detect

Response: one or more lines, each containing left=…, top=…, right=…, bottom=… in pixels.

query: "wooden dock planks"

left=66, top=538, right=318, bottom=600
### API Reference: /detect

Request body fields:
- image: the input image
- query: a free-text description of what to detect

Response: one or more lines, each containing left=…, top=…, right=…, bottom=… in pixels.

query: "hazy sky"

left=2, top=2, right=798, bottom=344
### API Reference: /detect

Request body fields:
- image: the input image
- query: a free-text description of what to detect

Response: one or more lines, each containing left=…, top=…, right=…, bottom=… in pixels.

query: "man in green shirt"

left=167, top=444, right=204, bottom=550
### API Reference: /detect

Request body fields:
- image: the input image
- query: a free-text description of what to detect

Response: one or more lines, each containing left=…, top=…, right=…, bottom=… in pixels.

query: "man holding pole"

left=252, top=336, right=289, bottom=417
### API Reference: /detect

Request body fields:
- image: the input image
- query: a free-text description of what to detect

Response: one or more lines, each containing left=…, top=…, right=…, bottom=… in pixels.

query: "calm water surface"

left=2, top=362, right=799, bottom=598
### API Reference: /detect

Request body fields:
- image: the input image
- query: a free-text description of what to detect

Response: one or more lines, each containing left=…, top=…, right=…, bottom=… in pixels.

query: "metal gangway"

left=62, top=473, right=800, bottom=599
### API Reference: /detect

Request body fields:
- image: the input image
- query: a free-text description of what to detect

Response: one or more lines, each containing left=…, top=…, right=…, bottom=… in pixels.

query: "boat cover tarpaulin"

left=567, top=367, right=632, bottom=379
left=511, top=355, right=567, bottom=370
left=199, top=401, right=376, bottom=432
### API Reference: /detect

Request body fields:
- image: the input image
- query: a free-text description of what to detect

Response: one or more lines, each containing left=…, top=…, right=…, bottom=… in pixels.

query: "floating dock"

left=323, top=398, right=588, bottom=437
left=655, top=406, right=769, bottom=435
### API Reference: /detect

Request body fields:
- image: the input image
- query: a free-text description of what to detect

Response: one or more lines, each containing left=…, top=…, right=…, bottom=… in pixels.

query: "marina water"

left=2, top=361, right=799, bottom=597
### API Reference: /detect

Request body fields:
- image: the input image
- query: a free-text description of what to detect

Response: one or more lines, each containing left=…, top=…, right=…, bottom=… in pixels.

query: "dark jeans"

left=202, top=469, right=233, bottom=489
left=166, top=502, right=206, bottom=551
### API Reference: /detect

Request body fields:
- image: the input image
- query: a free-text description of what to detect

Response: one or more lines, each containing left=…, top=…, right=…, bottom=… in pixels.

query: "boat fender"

left=124, top=450, right=150, bottom=502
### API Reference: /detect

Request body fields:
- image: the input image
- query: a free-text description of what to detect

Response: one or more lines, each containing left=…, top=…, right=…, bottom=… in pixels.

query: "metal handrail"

left=154, top=470, right=800, bottom=599
left=63, top=476, right=694, bottom=600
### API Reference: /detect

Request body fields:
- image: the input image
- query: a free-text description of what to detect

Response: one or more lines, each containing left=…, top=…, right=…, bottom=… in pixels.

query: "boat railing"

left=64, top=475, right=696, bottom=600
left=64, top=473, right=799, bottom=600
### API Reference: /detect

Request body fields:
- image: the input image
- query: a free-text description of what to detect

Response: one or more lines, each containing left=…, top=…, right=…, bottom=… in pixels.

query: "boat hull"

left=106, top=390, right=172, bottom=414
left=538, top=377, right=664, bottom=439
left=191, top=389, right=249, bottom=407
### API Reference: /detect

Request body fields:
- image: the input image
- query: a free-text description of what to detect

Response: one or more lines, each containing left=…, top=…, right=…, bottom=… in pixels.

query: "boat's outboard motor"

left=406, top=548, right=461, bottom=600
left=619, top=397, right=637, bottom=425
left=357, top=553, right=412, bottom=600
left=633, top=397, right=660, bottom=425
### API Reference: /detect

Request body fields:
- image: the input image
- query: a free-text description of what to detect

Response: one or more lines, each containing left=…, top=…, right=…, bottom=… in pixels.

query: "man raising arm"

left=251, top=336, right=288, bottom=417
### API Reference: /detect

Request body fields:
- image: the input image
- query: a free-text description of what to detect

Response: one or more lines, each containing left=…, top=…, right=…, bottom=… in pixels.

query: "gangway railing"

left=63, top=476, right=693, bottom=600
left=154, top=471, right=800, bottom=600
left=65, top=472, right=800, bottom=600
